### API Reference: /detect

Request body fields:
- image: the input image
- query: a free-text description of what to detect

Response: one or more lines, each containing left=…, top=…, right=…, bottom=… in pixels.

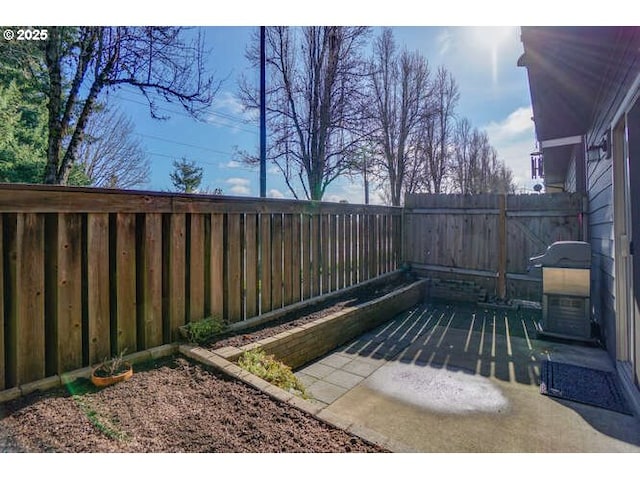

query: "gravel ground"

left=0, top=355, right=387, bottom=453
left=0, top=277, right=412, bottom=454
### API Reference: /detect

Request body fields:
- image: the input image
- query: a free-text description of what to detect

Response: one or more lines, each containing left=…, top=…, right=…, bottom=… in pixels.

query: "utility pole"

left=363, top=155, right=369, bottom=205
left=260, top=26, right=267, bottom=198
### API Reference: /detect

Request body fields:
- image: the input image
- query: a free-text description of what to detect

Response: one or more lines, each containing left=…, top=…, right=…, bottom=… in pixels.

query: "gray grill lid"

left=529, top=241, right=591, bottom=268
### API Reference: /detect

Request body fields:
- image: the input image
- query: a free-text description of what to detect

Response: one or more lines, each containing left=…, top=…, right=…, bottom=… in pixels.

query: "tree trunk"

left=44, top=27, right=63, bottom=184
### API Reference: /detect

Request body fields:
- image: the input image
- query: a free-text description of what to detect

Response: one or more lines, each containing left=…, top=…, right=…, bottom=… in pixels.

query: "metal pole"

left=260, top=26, right=267, bottom=198
left=364, top=155, right=369, bottom=205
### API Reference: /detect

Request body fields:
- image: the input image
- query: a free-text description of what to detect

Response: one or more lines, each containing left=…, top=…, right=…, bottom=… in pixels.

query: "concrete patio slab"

left=342, top=358, right=382, bottom=377
left=317, top=354, right=353, bottom=369
left=306, top=380, right=348, bottom=405
left=295, top=301, right=640, bottom=453
left=323, top=370, right=365, bottom=389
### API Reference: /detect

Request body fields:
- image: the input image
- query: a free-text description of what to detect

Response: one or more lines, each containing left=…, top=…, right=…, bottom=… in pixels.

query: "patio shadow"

left=343, top=300, right=543, bottom=386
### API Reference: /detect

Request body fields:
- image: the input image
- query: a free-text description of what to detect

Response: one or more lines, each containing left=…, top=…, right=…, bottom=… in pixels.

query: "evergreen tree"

left=0, top=37, right=91, bottom=185
left=0, top=51, right=48, bottom=183
left=170, top=157, right=203, bottom=193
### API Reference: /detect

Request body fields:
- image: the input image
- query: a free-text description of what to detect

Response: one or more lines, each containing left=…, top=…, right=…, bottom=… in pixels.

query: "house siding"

left=585, top=29, right=640, bottom=361
left=587, top=155, right=616, bottom=352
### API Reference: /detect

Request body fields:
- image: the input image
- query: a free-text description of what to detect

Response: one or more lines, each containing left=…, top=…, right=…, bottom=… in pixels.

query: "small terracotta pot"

left=90, top=364, right=133, bottom=388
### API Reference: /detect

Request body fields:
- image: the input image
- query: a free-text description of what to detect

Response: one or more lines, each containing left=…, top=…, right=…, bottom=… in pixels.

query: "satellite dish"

left=533, top=184, right=543, bottom=192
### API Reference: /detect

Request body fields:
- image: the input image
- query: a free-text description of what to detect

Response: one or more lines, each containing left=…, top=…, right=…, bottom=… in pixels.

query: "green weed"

left=238, top=348, right=310, bottom=399
left=183, top=316, right=228, bottom=343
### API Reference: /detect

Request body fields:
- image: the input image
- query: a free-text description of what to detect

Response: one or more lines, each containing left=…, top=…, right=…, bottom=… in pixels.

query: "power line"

left=111, top=93, right=258, bottom=135
left=146, top=150, right=258, bottom=172
left=113, top=91, right=253, bottom=125
left=107, top=94, right=262, bottom=170
left=134, top=132, right=236, bottom=157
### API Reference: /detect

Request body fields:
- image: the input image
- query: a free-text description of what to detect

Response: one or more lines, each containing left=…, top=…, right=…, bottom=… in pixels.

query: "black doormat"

left=540, top=360, right=632, bottom=415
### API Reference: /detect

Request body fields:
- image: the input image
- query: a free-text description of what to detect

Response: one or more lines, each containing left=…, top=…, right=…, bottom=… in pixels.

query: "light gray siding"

left=587, top=154, right=615, bottom=351
left=585, top=30, right=640, bottom=360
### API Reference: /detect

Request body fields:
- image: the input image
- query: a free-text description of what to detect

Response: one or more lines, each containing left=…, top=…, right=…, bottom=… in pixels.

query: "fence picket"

left=226, top=214, right=243, bottom=323
left=138, top=213, right=163, bottom=349
left=292, top=214, right=301, bottom=303
left=5, top=214, right=46, bottom=386
left=283, top=214, right=294, bottom=305
left=337, top=214, right=345, bottom=290
left=301, top=214, right=311, bottom=300
left=260, top=214, right=272, bottom=314
left=321, top=214, right=330, bottom=294
left=209, top=214, right=224, bottom=319
left=330, top=214, right=337, bottom=292
left=87, top=213, right=110, bottom=365
left=271, top=214, right=283, bottom=310
left=189, top=214, right=205, bottom=322
left=114, top=213, right=137, bottom=355
left=166, top=213, right=186, bottom=341
left=345, top=214, right=353, bottom=287
left=53, top=213, right=83, bottom=373
left=245, top=213, right=258, bottom=319
left=311, top=214, right=321, bottom=297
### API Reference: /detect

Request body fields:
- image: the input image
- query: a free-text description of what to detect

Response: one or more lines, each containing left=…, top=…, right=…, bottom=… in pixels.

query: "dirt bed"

left=207, top=276, right=413, bottom=350
left=0, top=355, right=387, bottom=453
left=0, top=277, right=412, bottom=453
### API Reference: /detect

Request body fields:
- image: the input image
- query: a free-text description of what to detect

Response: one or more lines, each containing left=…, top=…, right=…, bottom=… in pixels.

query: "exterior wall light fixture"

left=587, top=130, right=610, bottom=162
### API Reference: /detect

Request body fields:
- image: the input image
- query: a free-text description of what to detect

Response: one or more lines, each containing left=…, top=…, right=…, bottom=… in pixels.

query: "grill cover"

left=529, top=241, right=591, bottom=269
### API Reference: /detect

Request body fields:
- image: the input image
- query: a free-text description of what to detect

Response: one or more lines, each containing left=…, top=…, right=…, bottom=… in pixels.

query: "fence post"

left=497, top=194, right=507, bottom=299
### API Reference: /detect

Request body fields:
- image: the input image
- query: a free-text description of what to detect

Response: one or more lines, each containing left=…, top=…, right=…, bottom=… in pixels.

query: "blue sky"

left=107, top=25, right=537, bottom=201
left=8, top=2, right=623, bottom=203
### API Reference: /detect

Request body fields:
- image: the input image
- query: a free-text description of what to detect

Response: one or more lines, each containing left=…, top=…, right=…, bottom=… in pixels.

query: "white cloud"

left=225, top=177, right=251, bottom=195
left=483, top=106, right=537, bottom=192
left=207, top=91, right=257, bottom=131
left=324, top=194, right=344, bottom=203
left=223, top=160, right=242, bottom=168
left=484, top=106, right=534, bottom=143
left=226, top=177, right=250, bottom=185
left=437, top=28, right=453, bottom=56
left=215, top=91, right=246, bottom=116
left=322, top=177, right=389, bottom=205
left=268, top=189, right=284, bottom=198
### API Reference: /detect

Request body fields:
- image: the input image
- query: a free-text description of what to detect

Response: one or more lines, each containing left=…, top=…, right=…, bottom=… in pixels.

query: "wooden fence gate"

left=403, top=192, right=586, bottom=301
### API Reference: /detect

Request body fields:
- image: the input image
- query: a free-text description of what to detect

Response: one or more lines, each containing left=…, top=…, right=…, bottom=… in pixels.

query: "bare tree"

left=492, top=163, right=516, bottom=194
left=451, top=118, right=516, bottom=194
left=43, top=26, right=218, bottom=185
left=75, top=107, right=150, bottom=188
left=239, top=26, right=370, bottom=200
left=366, top=28, right=433, bottom=206
left=451, top=117, right=473, bottom=193
left=415, top=66, right=460, bottom=194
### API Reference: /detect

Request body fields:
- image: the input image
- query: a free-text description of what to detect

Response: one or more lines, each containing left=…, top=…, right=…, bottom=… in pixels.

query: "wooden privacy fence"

left=403, top=192, right=586, bottom=300
left=0, top=184, right=401, bottom=391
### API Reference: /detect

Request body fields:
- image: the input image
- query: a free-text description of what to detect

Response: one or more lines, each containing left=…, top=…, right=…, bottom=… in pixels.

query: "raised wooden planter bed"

left=212, top=279, right=427, bottom=370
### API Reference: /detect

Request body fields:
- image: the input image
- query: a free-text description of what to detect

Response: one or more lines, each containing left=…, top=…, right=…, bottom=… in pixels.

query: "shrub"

left=238, top=348, right=309, bottom=399
left=183, top=316, right=228, bottom=344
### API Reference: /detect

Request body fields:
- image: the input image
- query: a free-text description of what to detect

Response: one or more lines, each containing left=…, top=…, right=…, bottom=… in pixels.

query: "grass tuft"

left=183, top=316, right=228, bottom=344
left=238, top=348, right=310, bottom=399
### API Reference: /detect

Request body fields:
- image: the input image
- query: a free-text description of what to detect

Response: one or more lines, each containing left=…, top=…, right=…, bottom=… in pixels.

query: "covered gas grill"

left=528, top=241, right=592, bottom=341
